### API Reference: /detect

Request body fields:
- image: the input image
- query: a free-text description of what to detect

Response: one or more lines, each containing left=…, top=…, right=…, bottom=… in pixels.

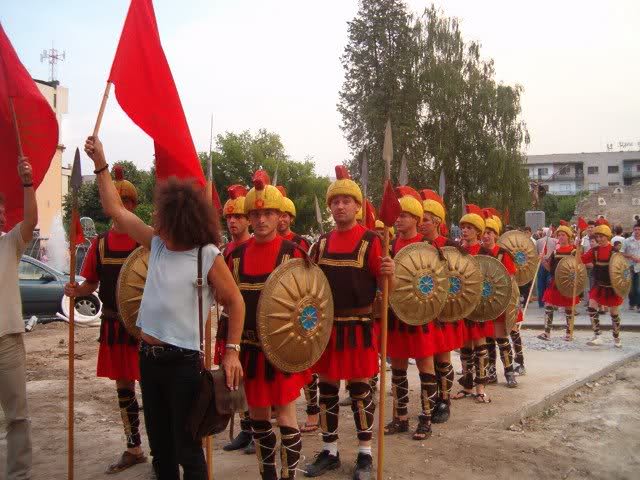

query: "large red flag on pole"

left=0, top=23, right=58, bottom=231
left=108, top=0, right=207, bottom=188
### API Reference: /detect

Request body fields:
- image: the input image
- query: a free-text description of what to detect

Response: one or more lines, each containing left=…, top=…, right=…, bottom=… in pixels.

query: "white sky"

left=3, top=0, right=639, bottom=177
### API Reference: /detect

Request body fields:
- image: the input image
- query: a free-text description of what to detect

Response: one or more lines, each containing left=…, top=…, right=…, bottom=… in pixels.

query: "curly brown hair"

left=153, top=177, right=222, bottom=248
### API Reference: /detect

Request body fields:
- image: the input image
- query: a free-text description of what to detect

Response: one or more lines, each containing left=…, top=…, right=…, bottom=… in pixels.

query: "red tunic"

left=464, top=242, right=495, bottom=340
left=581, top=244, right=624, bottom=307
left=387, top=234, right=438, bottom=359
left=543, top=245, right=581, bottom=307
left=314, top=224, right=382, bottom=381
left=229, top=236, right=310, bottom=408
left=427, top=235, right=467, bottom=352
left=81, top=230, right=140, bottom=381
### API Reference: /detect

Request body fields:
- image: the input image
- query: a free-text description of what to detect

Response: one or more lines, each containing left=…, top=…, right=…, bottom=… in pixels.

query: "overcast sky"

left=2, top=0, right=639, bottom=177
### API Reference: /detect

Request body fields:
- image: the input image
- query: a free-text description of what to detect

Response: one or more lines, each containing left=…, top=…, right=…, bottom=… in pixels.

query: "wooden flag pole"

left=376, top=227, right=391, bottom=480
left=67, top=196, right=79, bottom=480
left=569, top=229, right=584, bottom=337
left=93, top=82, right=112, bottom=137
left=8, top=97, right=24, bottom=158
left=521, top=258, right=541, bottom=321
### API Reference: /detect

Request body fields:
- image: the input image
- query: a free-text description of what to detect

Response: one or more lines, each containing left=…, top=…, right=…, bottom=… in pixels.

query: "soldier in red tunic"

left=383, top=187, right=439, bottom=441
left=537, top=221, right=580, bottom=342
left=451, top=204, right=494, bottom=404
left=64, top=167, right=147, bottom=473
left=418, top=190, right=466, bottom=423
left=229, top=170, right=309, bottom=480
left=305, top=166, right=395, bottom=480
left=481, top=210, right=519, bottom=388
left=581, top=220, right=623, bottom=348
left=218, top=184, right=256, bottom=455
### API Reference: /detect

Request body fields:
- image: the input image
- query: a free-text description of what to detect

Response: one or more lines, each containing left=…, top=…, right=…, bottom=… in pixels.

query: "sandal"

left=384, top=418, right=409, bottom=435
left=452, top=389, right=475, bottom=400
left=300, top=422, right=319, bottom=433
left=474, top=393, right=492, bottom=404
left=537, top=332, right=550, bottom=341
left=105, top=451, right=147, bottom=474
left=412, top=417, right=432, bottom=441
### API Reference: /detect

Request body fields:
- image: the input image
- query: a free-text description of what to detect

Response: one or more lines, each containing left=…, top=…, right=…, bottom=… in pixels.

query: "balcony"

left=623, top=169, right=640, bottom=180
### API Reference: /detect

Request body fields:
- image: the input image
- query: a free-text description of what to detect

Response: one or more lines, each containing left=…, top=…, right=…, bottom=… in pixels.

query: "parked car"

left=19, top=255, right=101, bottom=321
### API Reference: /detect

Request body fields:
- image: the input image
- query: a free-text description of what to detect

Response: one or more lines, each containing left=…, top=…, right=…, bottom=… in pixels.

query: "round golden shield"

left=609, top=252, right=632, bottom=297
left=389, top=243, right=449, bottom=326
left=555, top=255, right=587, bottom=298
left=438, top=247, right=483, bottom=323
left=116, top=246, right=149, bottom=339
left=497, top=230, right=538, bottom=286
left=257, top=259, right=334, bottom=373
left=467, top=255, right=512, bottom=322
left=504, top=278, right=521, bottom=333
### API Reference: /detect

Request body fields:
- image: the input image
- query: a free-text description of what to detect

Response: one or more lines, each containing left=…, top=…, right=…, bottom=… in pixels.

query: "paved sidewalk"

left=523, top=302, right=640, bottom=329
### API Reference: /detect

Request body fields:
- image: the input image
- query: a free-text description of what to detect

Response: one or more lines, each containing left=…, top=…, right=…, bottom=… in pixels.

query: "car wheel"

left=75, top=296, right=99, bottom=317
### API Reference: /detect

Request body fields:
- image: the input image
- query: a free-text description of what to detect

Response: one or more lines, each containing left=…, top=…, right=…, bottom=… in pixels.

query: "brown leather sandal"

left=300, top=421, right=319, bottom=433
left=105, top=451, right=147, bottom=474
left=384, top=418, right=409, bottom=435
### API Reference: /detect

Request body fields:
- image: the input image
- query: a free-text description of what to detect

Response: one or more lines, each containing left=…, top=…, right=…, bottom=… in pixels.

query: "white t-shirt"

left=0, top=223, right=27, bottom=338
left=612, top=235, right=625, bottom=247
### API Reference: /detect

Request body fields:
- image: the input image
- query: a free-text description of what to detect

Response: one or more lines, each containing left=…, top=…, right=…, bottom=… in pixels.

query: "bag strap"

left=197, top=245, right=204, bottom=352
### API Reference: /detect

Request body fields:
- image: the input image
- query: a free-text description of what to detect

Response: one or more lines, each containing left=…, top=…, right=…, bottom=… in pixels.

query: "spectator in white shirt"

left=623, top=224, right=640, bottom=311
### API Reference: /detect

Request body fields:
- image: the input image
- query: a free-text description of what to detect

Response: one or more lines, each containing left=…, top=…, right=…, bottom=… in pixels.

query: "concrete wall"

left=33, top=80, right=68, bottom=237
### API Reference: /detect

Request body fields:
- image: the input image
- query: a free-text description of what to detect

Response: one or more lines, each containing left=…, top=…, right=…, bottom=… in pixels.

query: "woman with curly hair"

left=82, top=136, right=245, bottom=480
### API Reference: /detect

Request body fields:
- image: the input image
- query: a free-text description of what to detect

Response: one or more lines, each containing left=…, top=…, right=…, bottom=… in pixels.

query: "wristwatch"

left=225, top=343, right=241, bottom=352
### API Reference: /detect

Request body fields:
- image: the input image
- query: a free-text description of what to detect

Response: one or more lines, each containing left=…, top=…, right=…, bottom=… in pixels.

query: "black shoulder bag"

left=187, top=246, right=247, bottom=439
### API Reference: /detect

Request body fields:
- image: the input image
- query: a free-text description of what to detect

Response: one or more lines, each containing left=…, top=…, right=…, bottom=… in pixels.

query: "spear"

left=361, top=150, right=368, bottom=225
left=67, top=148, right=82, bottom=480
left=569, top=218, right=588, bottom=337
left=376, top=118, right=401, bottom=480
left=314, top=194, right=324, bottom=234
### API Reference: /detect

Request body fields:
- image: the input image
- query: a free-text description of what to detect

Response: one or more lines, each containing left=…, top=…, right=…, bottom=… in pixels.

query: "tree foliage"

left=339, top=1, right=531, bottom=225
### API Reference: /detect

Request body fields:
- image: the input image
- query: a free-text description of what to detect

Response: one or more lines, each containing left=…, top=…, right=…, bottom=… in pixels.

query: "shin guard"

left=544, top=305, right=554, bottom=334
left=391, top=369, right=409, bottom=418
left=486, top=337, right=497, bottom=379
left=588, top=307, right=600, bottom=336
left=116, top=388, right=141, bottom=448
left=496, top=337, right=514, bottom=374
left=458, top=347, right=475, bottom=389
left=435, top=362, right=454, bottom=404
left=304, top=374, right=320, bottom=416
left=565, top=309, right=574, bottom=337
left=510, top=328, right=525, bottom=366
left=348, top=381, right=375, bottom=442
left=612, top=314, right=621, bottom=339
left=280, top=426, right=302, bottom=479
left=318, top=382, right=340, bottom=443
left=474, top=344, right=489, bottom=385
left=252, top=420, right=277, bottom=480
left=419, top=372, right=438, bottom=421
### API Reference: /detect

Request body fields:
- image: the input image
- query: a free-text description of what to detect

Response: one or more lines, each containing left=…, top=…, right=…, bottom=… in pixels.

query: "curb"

left=521, top=324, right=640, bottom=332
left=500, top=350, right=640, bottom=429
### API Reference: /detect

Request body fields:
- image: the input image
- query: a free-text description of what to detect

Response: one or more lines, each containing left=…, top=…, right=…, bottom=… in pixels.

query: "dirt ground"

left=1, top=322, right=640, bottom=480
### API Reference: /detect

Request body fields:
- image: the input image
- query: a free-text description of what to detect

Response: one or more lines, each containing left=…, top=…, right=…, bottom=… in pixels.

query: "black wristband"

left=94, top=164, right=109, bottom=175
left=22, top=183, right=33, bottom=188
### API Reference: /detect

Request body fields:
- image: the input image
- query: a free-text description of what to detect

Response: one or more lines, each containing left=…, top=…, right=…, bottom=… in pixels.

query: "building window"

left=609, top=182, right=620, bottom=186
left=636, top=164, right=640, bottom=172
left=588, top=183, right=600, bottom=192
left=587, top=166, right=598, bottom=174
left=608, top=165, right=619, bottom=174
left=559, top=184, right=571, bottom=191
left=537, top=167, right=548, bottom=177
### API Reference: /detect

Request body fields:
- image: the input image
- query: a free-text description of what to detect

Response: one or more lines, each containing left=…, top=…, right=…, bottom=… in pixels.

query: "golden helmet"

left=395, top=186, right=423, bottom=224
left=419, top=189, right=445, bottom=222
left=113, top=166, right=138, bottom=204
left=555, top=220, right=574, bottom=239
left=593, top=219, right=612, bottom=239
left=482, top=208, right=501, bottom=235
left=460, top=204, right=485, bottom=233
left=276, top=186, right=296, bottom=218
left=375, top=220, right=395, bottom=237
left=223, top=184, right=248, bottom=216
left=245, top=170, right=284, bottom=212
left=327, top=165, right=363, bottom=206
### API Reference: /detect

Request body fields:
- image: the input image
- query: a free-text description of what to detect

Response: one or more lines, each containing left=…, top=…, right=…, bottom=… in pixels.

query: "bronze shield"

left=555, top=256, right=587, bottom=298
left=438, top=246, right=483, bottom=323
left=497, top=230, right=538, bottom=286
left=609, top=252, right=632, bottom=297
left=467, top=255, right=512, bottom=323
left=116, top=246, right=148, bottom=339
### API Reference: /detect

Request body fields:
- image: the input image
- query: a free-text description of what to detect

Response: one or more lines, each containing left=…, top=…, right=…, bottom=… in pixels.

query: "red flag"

left=378, top=179, right=401, bottom=227
left=0, top=24, right=58, bottom=231
left=578, top=217, right=588, bottom=232
left=108, top=0, right=205, bottom=186
left=363, top=199, right=377, bottom=230
left=504, top=207, right=510, bottom=225
left=71, top=211, right=85, bottom=246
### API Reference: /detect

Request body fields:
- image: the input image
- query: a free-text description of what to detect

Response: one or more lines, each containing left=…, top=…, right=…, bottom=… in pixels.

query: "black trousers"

left=139, top=348, right=206, bottom=480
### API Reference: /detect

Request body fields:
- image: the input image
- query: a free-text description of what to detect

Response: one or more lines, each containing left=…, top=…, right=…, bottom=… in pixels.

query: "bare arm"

left=208, top=255, right=245, bottom=389
left=84, top=136, right=153, bottom=250
left=64, top=280, right=99, bottom=298
left=18, top=158, right=37, bottom=243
